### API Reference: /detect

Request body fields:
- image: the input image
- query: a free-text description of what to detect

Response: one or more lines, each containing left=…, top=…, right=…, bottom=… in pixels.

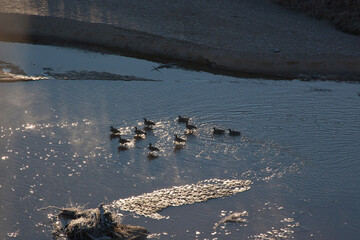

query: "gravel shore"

left=0, top=0, right=359, bottom=80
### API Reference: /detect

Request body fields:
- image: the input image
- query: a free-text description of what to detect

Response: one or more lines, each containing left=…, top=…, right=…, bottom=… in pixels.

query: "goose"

left=110, top=126, right=120, bottom=134
left=213, top=127, right=225, bottom=134
left=119, top=136, right=130, bottom=144
left=148, top=143, right=160, bottom=152
left=134, top=127, right=146, bottom=135
left=178, top=115, right=190, bottom=123
left=174, top=134, right=186, bottom=143
left=144, top=118, right=155, bottom=127
left=228, top=129, right=241, bottom=136
left=186, top=121, right=197, bottom=130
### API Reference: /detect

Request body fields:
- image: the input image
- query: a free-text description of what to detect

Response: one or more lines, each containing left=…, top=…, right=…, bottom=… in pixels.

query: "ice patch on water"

left=214, top=211, right=248, bottom=230
left=107, top=178, right=252, bottom=219
left=7, top=230, right=20, bottom=238
left=252, top=217, right=299, bottom=239
left=1, top=61, right=47, bottom=82
left=0, top=71, right=48, bottom=81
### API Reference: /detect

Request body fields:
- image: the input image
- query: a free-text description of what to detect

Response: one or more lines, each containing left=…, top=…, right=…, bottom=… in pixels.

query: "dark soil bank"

left=0, top=0, right=360, bottom=80
left=272, top=0, right=360, bottom=34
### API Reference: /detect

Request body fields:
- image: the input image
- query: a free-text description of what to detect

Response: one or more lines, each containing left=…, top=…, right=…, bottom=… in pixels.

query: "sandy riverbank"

left=0, top=0, right=359, bottom=80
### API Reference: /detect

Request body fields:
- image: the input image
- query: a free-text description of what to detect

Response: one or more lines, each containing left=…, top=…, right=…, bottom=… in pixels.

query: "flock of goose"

left=110, top=116, right=241, bottom=158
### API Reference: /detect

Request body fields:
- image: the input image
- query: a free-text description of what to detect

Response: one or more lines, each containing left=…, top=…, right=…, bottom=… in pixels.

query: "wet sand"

left=0, top=0, right=359, bottom=80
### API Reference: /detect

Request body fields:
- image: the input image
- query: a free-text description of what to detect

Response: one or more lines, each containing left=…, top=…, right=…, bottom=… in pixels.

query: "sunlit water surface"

left=0, top=42, right=360, bottom=240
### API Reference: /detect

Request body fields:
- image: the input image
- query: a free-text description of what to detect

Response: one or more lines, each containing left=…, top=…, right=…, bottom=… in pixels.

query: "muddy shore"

left=0, top=0, right=359, bottom=80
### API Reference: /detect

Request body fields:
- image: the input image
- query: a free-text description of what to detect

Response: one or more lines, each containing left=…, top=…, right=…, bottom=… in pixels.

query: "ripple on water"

left=1, top=41, right=360, bottom=239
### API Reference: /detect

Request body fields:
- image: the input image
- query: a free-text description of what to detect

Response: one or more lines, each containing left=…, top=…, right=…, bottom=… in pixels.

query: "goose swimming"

left=186, top=121, right=197, bottom=130
left=178, top=115, right=190, bottom=123
left=134, top=127, right=146, bottom=135
left=144, top=118, right=155, bottom=127
left=213, top=127, right=225, bottom=134
left=119, top=136, right=130, bottom=144
left=148, top=143, right=160, bottom=152
left=228, top=129, right=241, bottom=136
left=110, top=126, right=120, bottom=134
left=174, top=134, right=186, bottom=143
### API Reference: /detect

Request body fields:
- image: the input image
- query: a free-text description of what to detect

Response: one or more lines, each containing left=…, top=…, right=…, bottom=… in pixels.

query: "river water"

left=0, top=41, right=359, bottom=240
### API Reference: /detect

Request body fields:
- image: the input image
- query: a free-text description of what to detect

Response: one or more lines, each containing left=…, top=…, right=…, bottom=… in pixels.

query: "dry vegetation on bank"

left=50, top=204, right=147, bottom=240
left=272, top=0, right=360, bottom=34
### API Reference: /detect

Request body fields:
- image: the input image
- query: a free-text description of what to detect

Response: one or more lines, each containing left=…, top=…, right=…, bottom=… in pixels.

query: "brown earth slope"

left=272, top=0, right=360, bottom=34
left=0, top=0, right=359, bottom=80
